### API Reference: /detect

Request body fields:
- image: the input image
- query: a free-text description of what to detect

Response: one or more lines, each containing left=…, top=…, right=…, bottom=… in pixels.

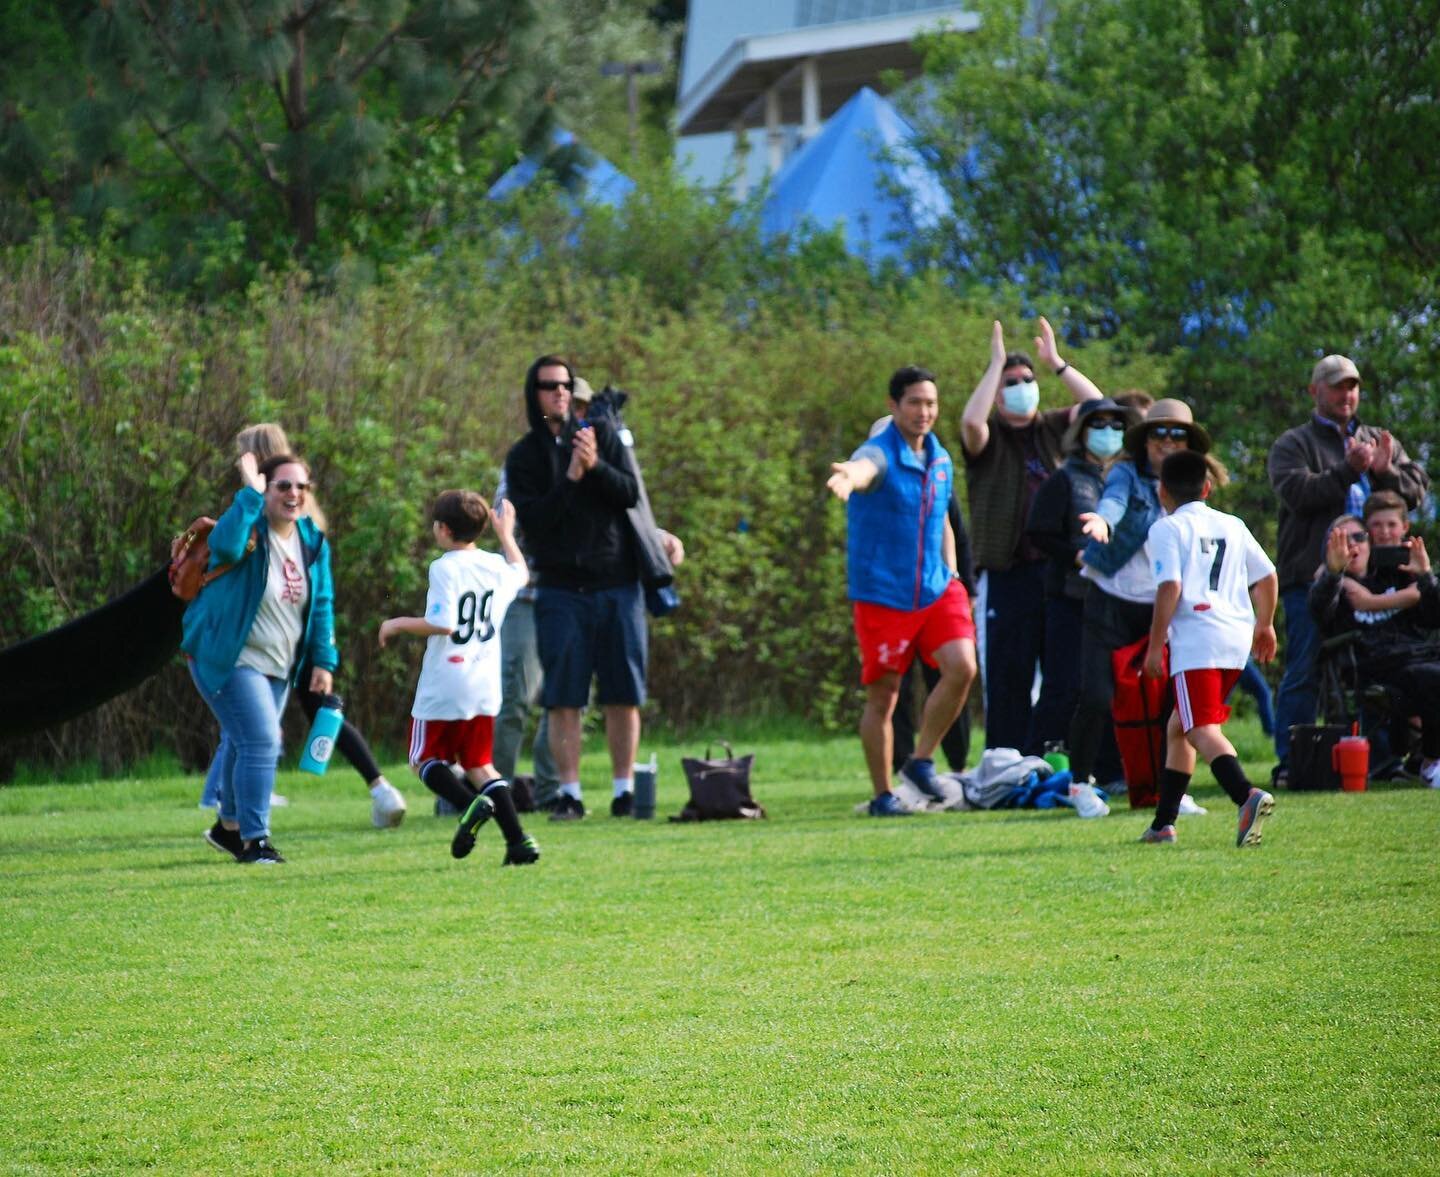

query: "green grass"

left=2, top=718, right=1437, bottom=1174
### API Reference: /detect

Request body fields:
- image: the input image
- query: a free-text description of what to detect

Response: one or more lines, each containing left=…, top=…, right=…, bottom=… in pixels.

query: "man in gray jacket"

left=1267, top=354, right=1429, bottom=782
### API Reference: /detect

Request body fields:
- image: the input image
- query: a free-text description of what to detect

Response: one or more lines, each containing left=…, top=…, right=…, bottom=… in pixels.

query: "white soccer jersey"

left=410, top=549, right=527, bottom=720
left=1147, top=501, right=1276, bottom=674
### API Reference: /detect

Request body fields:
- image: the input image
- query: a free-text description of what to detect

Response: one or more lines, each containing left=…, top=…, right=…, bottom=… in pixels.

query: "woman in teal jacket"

left=183, top=449, right=338, bottom=864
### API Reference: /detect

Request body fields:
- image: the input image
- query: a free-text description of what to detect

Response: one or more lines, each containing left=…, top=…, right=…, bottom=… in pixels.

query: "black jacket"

left=1025, top=454, right=1105, bottom=601
left=1309, top=567, right=1440, bottom=677
left=503, top=367, right=639, bottom=590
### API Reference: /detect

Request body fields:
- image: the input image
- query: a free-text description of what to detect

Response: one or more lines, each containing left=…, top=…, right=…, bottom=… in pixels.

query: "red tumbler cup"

left=1332, top=733, right=1369, bottom=792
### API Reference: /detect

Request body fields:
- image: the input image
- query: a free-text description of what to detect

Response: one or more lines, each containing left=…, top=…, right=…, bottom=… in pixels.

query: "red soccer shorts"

left=1172, top=668, right=1242, bottom=732
left=407, top=715, right=495, bottom=770
left=853, top=579, right=976, bottom=685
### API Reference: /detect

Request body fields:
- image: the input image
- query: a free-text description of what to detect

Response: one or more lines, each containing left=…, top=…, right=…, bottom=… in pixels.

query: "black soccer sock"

left=481, top=780, right=525, bottom=844
left=1210, top=754, right=1253, bottom=807
left=420, top=760, right=478, bottom=809
left=1153, top=768, right=1191, bottom=830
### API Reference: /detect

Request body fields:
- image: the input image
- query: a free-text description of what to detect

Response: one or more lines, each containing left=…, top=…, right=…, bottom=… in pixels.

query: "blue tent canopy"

left=487, top=129, right=635, bottom=208
left=760, top=87, right=950, bottom=264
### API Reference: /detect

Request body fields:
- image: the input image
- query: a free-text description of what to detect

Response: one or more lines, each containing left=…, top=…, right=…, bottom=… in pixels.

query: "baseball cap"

left=1311, top=355, right=1360, bottom=387
left=572, top=376, right=595, bottom=404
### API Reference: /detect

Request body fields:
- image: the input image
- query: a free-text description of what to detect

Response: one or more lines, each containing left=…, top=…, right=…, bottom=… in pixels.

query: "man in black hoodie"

left=503, top=354, right=644, bottom=821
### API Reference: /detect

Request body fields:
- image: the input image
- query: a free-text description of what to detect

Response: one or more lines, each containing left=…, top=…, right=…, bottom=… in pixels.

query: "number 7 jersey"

left=411, top=549, right=528, bottom=720
left=1146, top=501, right=1276, bottom=675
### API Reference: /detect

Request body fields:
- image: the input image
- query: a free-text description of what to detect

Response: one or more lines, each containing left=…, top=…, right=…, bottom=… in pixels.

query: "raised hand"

left=491, top=497, right=516, bottom=539
left=1034, top=316, right=1063, bottom=372
left=1324, top=524, right=1351, bottom=573
left=237, top=451, right=265, bottom=493
left=1401, top=533, right=1431, bottom=576
left=989, top=319, right=1007, bottom=368
left=1344, top=437, right=1375, bottom=473
left=1371, top=430, right=1394, bottom=476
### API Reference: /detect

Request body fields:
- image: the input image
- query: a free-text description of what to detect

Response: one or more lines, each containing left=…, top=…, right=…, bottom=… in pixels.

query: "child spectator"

left=1140, top=450, right=1280, bottom=847
left=379, top=491, right=539, bottom=865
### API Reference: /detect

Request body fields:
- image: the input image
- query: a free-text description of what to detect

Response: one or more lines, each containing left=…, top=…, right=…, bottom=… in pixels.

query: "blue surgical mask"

left=1001, top=380, right=1040, bottom=415
left=1086, top=425, right=1124, bottom=459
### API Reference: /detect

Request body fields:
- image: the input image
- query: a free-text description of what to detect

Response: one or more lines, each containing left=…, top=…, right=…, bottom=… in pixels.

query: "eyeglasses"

left=1087, top=420, right=1126, bottom=432
left=270, top=480, right=311, bottom=494
left=1148, top=426, right=1189, bottom=442
left=536, top=379, right=574, bottom=392
left=1002, top=375, right=1034, bottom=388
left=1345, top=531, right=1369, bottom=544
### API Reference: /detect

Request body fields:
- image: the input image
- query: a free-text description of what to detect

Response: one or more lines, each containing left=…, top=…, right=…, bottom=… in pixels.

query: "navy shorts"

left=535, top=582, right=647, bottom=708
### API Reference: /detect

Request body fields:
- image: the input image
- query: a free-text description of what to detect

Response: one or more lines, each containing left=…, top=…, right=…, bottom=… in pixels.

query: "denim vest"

left=1081, top=458, right=1160, bottom=577
left=847, top=424, right=953, bottom=611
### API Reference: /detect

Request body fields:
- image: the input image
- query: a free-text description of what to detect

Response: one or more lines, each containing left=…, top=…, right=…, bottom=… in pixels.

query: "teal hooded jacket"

left=181, top=486, right=339, bottom=694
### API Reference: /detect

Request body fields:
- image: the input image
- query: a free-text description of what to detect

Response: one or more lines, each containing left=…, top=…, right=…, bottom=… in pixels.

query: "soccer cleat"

left=204, top=821, right=243, bottom=861
left=1236, top=788, right=1275, bottom=848
left=548, top=795, right=587, bottom=822
left=503, top=835, right=541, bottom=866
left=898, top=757, right=945, bottom=802
left=237, top=837, right=285, bottom=864
left=370, top=781, right=408, bottom=829
left=867, top=791, right=912, bottom=817
left=1177, top=793, right=1208, bottom=816
left=450, top=794, right=494, bottom=860
left=610, top=791, right=634, bottom=818
left=1139, top=824, right=1177, bottom=844
left=1069, top=781, right=1110, bottom=819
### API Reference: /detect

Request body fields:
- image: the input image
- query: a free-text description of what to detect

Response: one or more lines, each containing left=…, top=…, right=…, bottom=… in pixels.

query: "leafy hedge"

left=1, top=213, right=1169, bottom=774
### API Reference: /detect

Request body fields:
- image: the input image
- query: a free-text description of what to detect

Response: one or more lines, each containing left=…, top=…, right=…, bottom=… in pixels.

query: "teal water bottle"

left=299, top=694, right=344, bottom=775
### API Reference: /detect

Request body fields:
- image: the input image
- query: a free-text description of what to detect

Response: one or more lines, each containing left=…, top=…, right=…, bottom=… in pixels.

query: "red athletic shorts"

left=407, top=715, right=495, bottom=770
left=852, top=579, right=976, bottom=685
left=1172, top=668, right=1241, bottom=732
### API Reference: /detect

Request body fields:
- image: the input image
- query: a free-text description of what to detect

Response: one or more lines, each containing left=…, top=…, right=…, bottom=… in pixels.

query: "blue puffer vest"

left=847, top=423, right=954, bottom=611
left=1081, top=457, right=1161, bottom=576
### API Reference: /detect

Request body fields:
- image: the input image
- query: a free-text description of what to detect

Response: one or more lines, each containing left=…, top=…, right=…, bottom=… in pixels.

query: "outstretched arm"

left=826, top=458, right=880, bottom=502
left=960, top=320, right=1007, bottom=457
left=379, top=616, right=451, bottom=647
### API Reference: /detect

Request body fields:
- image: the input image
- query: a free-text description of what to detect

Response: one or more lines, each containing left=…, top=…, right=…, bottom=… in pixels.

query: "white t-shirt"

left=410, top=548, right=527, bottom=720
left=237, top=528, right=308, bottom=680
left=1147, top=501, right=1275, bottom=674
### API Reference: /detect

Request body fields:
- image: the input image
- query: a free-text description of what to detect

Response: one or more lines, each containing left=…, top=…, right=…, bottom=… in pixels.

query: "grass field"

left=3, top=716, right=1438, bottom=1174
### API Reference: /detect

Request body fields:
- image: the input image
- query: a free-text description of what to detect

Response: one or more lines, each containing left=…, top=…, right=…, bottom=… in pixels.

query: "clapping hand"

left=1034, top=316, right=1064, bottom=372
left=1345, top=436, right=1375, bottom=473
left=989, top=320, right=1007, bottom=368
left=566, top=425, right=598, bottom=480
left=1371, top=430, right=1395, bottom=476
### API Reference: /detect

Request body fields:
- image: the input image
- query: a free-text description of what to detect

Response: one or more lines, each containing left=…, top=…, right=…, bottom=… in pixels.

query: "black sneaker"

left=548, top=795, right=586, bottom=822
left=204, top=821, right=243, bottom=861
left=450, top=794, right=494, bottom=860
left=503, top=835, right=541, bottom=866
left=610, top=791, right=634, bottom=818
left=237, top=837, right=285, bottom=865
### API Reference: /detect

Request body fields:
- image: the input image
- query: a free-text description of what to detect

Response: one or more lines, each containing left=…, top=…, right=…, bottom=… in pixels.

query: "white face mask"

left=1001, top=380, right=1040, bottom=415
left=1086, top=424, right=1124, bottom=459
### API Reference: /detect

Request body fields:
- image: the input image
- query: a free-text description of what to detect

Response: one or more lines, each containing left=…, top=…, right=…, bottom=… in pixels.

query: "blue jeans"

left=1273, top=585, right=1319, bottom=767
left=190, top=662, right=288, bottom=841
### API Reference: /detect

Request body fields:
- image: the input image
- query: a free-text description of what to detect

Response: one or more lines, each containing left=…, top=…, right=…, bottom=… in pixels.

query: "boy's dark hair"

left=1362, top=489, right=1407, bottom=523
left=1159, top=449, right=1209, bottom=504
left=1004, top=351, right=1034, bottom=373
left=888, top=365, right=936, bottom=402
left=258, top=452, right=308, bottom=481
left=432, top=490, right=490, bottom=543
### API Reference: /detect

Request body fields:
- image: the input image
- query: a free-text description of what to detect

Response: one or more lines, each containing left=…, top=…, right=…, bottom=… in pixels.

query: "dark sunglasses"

left=1345, top=531, right=1369, bottom=544
left=270, top=479, right=311, bottom=494
left=536, top=379, right=574, bottom=392
left=1002, top=375, right=1034, bottom=387
left=1148, top=426, right=1189, bottom=441
left=1087, top=420, right=1126, bottom=432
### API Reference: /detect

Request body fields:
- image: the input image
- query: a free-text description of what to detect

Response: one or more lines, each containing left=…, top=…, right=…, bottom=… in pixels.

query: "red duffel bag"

left=1111, top=635, right=1169, bottom=808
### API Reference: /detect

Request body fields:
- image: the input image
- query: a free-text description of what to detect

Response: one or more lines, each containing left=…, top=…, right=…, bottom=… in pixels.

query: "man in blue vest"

left=828, top=366, right=978, bottom=815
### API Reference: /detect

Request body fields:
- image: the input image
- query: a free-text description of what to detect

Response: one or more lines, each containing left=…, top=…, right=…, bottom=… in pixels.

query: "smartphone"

left=1372, top=545, right=1408, bottom=572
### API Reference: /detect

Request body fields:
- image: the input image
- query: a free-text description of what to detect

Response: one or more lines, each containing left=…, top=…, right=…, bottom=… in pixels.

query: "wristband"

left=1055, top=362, right=1070, bottom=376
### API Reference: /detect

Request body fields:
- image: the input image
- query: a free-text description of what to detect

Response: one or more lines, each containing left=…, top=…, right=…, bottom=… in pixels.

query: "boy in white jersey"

left=1141, top=450, right=1280, bottom=847
left=379, top=490, right=538, bottom=866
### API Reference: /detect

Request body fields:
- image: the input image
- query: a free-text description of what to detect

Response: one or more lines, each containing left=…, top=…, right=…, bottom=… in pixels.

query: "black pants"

left=295, top=688, right=383, bottom=785
left=981, top=559, right=1047, bottom=752
left=1068, top=585, right=1154, bottom=784
left=890, top=659, right=971, bottom=772
left=1033, top=592, right=1123, bottom=781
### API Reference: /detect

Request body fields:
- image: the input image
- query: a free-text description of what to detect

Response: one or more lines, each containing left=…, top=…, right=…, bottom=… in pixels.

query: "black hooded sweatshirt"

left=503, top=362, right=640, bottom=590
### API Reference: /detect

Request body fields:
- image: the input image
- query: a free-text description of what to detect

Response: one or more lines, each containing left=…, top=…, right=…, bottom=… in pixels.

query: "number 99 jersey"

left=410, top=549, right=528, bottom=720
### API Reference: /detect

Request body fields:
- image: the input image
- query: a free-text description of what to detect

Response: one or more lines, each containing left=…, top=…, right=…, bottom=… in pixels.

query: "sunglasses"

left=1087, top=420, right=1126, bottom=432
left=1148, top=426, right=1190, bottom=441
left=1002, top=375, right=1034, bottom=387
left=1345, top=531, right=1369, bottom=544
left=536, top=379, right=574, bottom=392
left=270, top=480, right=311, bottom=494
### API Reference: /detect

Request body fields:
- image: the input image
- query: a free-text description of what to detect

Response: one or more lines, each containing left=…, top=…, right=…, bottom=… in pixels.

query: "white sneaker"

left=1177, top=793, right=1208, bottom=816
left=370, top=781, right=408, bottom=828
left=1422, top=760, right=1440, bottom=789
left=269, top=792, right=289, bottom=808
left=1069, top=781, right=1110, bottom=819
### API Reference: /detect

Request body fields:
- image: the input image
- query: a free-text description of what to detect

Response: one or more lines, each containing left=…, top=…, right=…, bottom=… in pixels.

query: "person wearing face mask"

left=1024, top=397, right=1140, bottom=789
left=960, top=318, right=1103, bottom=755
